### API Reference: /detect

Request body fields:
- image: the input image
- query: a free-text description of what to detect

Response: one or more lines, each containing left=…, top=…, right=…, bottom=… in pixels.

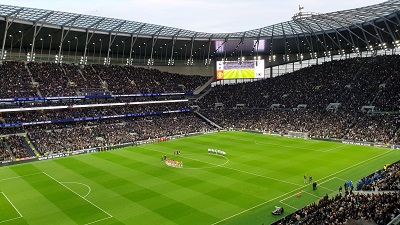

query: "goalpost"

left=287, top=131, right=309, bottom=140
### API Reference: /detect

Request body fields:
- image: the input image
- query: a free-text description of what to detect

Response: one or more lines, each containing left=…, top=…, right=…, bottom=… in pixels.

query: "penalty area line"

left=61, top=182, right=92, bottom=198
left=211, top=150, right=392, bottom=225
left=43, top=172, right=113, bottom=225
left=0, top=192, right=23, bottom=224
left=0, top=172, right=44, bottom=183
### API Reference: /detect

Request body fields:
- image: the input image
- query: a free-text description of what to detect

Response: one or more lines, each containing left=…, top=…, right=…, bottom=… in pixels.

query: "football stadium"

left=0, top=1, right=400, bottom=225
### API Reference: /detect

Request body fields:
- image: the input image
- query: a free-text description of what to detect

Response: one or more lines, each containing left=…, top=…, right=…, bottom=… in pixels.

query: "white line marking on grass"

left=0, top=172, right=44, bottom=183
left=255, top=140, right=348, bottom=153
left=210, top=187, right=306, bottom=225
left=181, top=156, right=302, bottom=187
left=140, top=146, right=302, bottom=187
left=279, top=201, right=299, bottom=210
left=279, top=192, right=303, bottom=203
left=316, top=151, right=391, bottom=183
left=184, top=156, right=230, bottom=169
left=318, top=185, right=335, bottom=192
left=0, top=192, right=23, bottom=224
left=316, top=177, right=336, bottom=192
left=1, top=192, right=23, bottom=217
left=0, top=217, right=22, bottom=224
left=43, top=172, right=113, bottom=225
left=61, top=182, right=92, bottom=198
left=321, top=145, right=347, bottom=152
left=170, top=153, right=230, bottom=170
left=254, top=141, right=327, bottom=152
left=334, top=177, right=347, bottom=182
left=211, top=150, right=392, bottom=224
left=85, top=216, right=113, bottom=225
left=303, top=191, right=320, bottom=199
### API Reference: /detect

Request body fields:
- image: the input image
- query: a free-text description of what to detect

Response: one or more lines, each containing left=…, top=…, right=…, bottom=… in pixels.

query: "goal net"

left=288, top=131, right=309, bottom=140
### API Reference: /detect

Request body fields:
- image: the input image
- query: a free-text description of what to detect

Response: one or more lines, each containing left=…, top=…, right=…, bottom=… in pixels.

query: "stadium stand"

left=27, top=113, right=213, bottom=156
left=200, top=108, right=400, bottom=145
left=1, top=102, right=190, bottom=124
left=198, top=55, right=400, bottom=110
left=28, top=62, right=77, bottom=97
left=273, top=162, right=400, bottom=225
left=0, top=61, right=37, bottom=98
left=356, top=161, right=400, bottom=191
left=7, top=135, right=30, bottom=159
left=0, top=1, right=399, bottom=224
left=272, top=192, right=400, bottom=225
left=0, top=137, right=12, bottom=161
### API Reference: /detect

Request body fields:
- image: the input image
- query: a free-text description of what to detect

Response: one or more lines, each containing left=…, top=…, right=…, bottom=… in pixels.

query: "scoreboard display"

left=216, top=60, right=265, bottom=80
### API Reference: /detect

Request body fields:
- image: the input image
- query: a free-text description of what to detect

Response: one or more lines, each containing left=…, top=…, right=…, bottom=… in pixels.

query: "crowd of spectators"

left=1, top=102, right=191, bottom=124
left=7, top=135, right=30, bottom=159
left=0, top=94, right=187, bottom=109
left=90, top=64, right=138, bottom=94
left=200, top=109, right=400, bottom=144
left=0, top=61, right=37, bottom=98
left=273, top=192, right=400, bottom=225
left=77, top=64, right=209, bottom=95
left=28, top=113, right=213, bottom=155
left=28, top=62, right=76, bottom=97
left=0, top=55, right=399, bottom=223
left=373, top=70, right=400, bottom=111
left=0, top=135, right=30, bottom=161
left=273, top=162, right=400, bottom=225
left=0, top=61, right=209, bottom=99
left=356, top=162, right=400, bottom=191
left=0, top=137, right=12, bottom=161
left=60, top=63, right=89, bottom=88
left=198, top=55, right=400, bottom=110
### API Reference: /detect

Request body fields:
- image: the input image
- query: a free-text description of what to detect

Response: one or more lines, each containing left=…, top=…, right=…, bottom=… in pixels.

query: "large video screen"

left=216, top=60, right=265, bottom=80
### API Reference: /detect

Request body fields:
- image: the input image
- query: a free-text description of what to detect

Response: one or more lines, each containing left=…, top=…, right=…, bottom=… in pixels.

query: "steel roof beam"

left=270, top=24, right=275, bottom=58
left=314, top=22, right=342, bottom=54
left=281, top=23, right=289, bottom=61
left=169, top=29, right=182, bottom=64
left=336, top=15, right=376, bottom=47
left=319, top=15, right=363, bottom=49
left=354, top=14, right=393, bottom=37
left=292, top=20, right=316, bottom=57
left=354, top=15, right=386, bottom=47
left=254, top=28, right=262, bottom=59
left=306, top=16, right=355, bottom=53
left=298, top=20, right=328, bottom=57
left=188, top=33, right=197, bottom=65
left=29, top=12, right=54, bottom=62
left=287, top=22, right=303, bottom=62
left=206, top=35, right=213, bottom=66
left=1, top=8, right=23, bottom=60
left=149, top=26, right=164, bottom=66
left=128, top=25, right=145, bottom=66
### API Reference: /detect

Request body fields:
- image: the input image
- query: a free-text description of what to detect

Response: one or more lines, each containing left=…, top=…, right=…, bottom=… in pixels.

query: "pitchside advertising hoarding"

left=216, top=60, right=265, bottom=80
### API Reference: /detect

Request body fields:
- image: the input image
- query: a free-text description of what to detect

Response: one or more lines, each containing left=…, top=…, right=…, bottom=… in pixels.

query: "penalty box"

left=279, top=177, right=346, bottom=211
left=0, top=172, right=111, bottom=225
left=0, top=192, right=22, bottom=224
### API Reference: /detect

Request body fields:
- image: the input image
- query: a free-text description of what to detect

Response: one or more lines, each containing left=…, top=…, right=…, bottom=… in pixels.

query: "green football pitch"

left=0, top=131, right=399, bottom=225
left=223, top=69, right=255, bottom=79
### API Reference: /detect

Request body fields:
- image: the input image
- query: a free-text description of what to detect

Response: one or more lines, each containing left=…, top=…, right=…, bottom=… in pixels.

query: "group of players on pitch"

left=208, top=148, right=226, bottom=156
left=162, top=150, right=183, bottom=168
left=162, top=148, right=227, bottom=169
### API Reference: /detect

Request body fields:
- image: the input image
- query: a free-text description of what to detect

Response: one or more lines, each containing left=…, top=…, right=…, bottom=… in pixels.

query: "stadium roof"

left=0, top=0, right=399, bottom=64
left=0, top=0, right=399, bottom=39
